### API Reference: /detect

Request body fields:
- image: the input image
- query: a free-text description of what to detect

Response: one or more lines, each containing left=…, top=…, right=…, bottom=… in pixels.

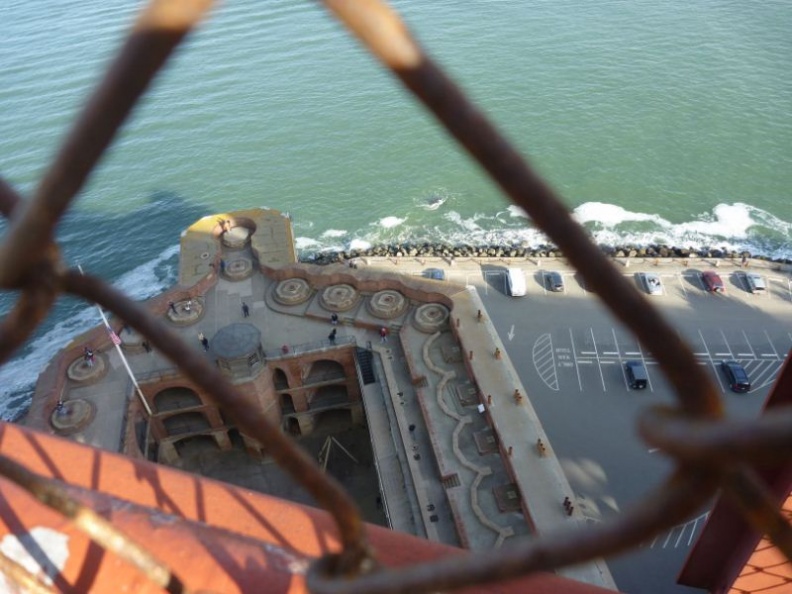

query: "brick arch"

left=305, top=359, right=345, bottom=384
left=309, top=384, right=349, bottom=409
left=174, top=434, right=219, bottom=457
left=272, top=367, right=289, bottom=390
left=313, top=408, right=353, bottom=433
left=163, top=411, right=212, bottom=437
left=280, top=393, right=295, bottom=414
left=154, top=386, right=202, bottom=413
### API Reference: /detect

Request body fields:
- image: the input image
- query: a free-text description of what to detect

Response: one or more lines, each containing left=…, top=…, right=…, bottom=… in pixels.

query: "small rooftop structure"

left=212, top=322, right=265, bottom=380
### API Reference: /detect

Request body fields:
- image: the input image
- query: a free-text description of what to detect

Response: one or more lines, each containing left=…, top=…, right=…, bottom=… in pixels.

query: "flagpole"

left=78, top=265, right=153, bottom=416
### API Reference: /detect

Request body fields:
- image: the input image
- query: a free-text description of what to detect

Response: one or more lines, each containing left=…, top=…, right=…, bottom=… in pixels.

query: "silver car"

left=639, top=272, right=663, bottom=295
left=743, top=272, right=766, bottom=294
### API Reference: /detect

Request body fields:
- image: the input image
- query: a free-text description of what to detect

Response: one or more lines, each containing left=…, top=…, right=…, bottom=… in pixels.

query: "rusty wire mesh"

left=0, top=0, right=790, bottom=593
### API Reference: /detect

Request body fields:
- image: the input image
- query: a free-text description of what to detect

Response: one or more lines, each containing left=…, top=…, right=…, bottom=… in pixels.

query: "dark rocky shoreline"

left=299, top=242, right=791, bottom=265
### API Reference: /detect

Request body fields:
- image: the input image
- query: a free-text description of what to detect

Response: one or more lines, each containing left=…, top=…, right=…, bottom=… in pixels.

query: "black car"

left=546, top=271, right=564, bottom=292
left=625, top=361, right=648, bottom=390
left=721, top=360, right=751, bottom=393
left=423, top=268, right=445, bottom=281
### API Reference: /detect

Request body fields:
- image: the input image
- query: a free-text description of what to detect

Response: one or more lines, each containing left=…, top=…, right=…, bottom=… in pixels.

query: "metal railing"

left=0, top=1, right=790, bottom=593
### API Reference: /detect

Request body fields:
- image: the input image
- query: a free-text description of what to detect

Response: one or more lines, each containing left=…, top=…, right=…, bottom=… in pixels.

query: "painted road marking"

left=568, top=329, right=583, bottom=391
left=532, top=333, right=559, bottom=391
left=590, top=328, right=606, bottom=391
left=698, top=330, right=725, bottom=393
left=764, top=330, right=781, bottom=360
left=612, top=329, right=629, bottom=390
left=647, top=513, right=709, bottom=549
left=719, top=330, right=734, bottom=358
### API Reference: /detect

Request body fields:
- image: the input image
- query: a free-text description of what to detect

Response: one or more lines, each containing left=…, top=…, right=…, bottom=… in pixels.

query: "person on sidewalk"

left=198, top=332, right=209, bottom=352
left=83, top=346, right=95, bottom=368
left=330, top=313, right=338, bottom=325
left=242, top=302, right=250, bottom=317
left=379, top=326, right=389, bottom=343
left=328, top=328, right=337, bottom=345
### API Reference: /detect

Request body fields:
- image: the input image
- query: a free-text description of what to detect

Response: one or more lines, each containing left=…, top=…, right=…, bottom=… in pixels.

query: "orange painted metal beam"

left=0, top=423, right=613, bottom=593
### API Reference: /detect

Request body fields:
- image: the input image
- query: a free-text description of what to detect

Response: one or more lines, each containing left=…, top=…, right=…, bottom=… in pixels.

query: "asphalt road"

left=450, top=262, right=790, bottom=594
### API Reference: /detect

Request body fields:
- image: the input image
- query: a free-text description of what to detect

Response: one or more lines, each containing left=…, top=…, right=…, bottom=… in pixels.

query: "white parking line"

left=676, top=273, right=688, bottom=297
left=569, top=329, right=583, bottom=391
left=590, top=328, right=606, bottom=391
left=637, top=341, right=654, bottom=392
left=763, top=330, right=781, bottom=360
left=698, top=330, right=725, bottom=393
left=748, top=361, right=776, bottom=389
left=613, top=329, right=629, bottom=389
left=719, top=330, right=734, bottom=359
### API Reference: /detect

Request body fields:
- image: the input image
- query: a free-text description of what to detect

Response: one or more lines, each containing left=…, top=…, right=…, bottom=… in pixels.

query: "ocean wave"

left=320, top=229, right=348, bottom=238
left=379, top=216, right=406, bottom=229
left=0, top=246, right=180, bottom=421
left=296, top=201, right=792, bottom=261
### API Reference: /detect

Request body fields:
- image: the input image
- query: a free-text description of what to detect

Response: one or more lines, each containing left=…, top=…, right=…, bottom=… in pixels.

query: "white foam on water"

left=295, top=236, right=321, bottom=249
left=569, top=201, right=792, bottom=258
left=674, top=203, right=755, bottom=238
left=0, top=245, right=180, bottom=421
left=320, top=229, right=347, bottom=238
left=348, top=238, right=372, bottom=251
left=299, top=201, right=791, bottom=260
left=573, top=202, right=660, bottom=226
left=379, top=216, right=406, bottom=229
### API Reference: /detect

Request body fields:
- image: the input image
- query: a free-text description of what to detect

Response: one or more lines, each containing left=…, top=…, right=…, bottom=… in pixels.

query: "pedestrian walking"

left=220, top=259, right=226, bottom=274
left=198, top=332, right=209, bottom=351
left=242, top=302, right=250, bottom=317
left=184, top=299, right=193, bottom=313
left=328, top=328, right=337, bottom=344
left=142, top=341, right=152, bottom=353
left=83, top=346, right=95, bottom=368
left=330, top=313, right=338, bottom=325
left=379, top=326, right=389, bottom=343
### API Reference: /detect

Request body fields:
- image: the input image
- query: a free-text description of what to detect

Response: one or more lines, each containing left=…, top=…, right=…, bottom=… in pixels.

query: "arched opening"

left=174, top=434, right=220, bottom=459
left=287, top=417, right=301, bottom=436
left=313, top=408, right=353, bottom=434
left=309, top=385, right=349, bottom=410
left=305, top=359, right=345, bottom=384
left=273, top=368, right=289, bottom=390
left=154, top=387, right=202, bottom=413
left=163, top=411, right=211, bottom=437
left=281, top=393, right=295, bottom=414
left=227, top=428, right=245, bottom=449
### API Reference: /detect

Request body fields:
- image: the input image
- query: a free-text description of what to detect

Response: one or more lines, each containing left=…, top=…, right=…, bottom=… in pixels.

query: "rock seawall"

left=299, top=242, right=792, bottom=266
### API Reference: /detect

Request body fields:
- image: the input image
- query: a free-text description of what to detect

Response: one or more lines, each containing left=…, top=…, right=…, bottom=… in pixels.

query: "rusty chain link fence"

left=0, top=1, right=790, bottom=593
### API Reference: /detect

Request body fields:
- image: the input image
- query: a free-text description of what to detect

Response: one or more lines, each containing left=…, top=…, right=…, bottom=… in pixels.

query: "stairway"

left=356, top=348, right=376, bottom=385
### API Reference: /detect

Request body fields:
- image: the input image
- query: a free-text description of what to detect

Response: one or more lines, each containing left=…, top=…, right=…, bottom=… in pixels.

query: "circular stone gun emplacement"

left=167, top=298, right=204, bottom=326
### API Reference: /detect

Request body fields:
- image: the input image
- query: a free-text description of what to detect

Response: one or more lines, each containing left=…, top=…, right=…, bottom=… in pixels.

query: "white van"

left=506, top=268, right=527, bottom=297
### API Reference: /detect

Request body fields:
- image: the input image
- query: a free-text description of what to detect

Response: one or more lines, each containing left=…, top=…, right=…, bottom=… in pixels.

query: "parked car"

left=720, top=360, right=751, bottom=393
left=701, top=270, right=725, bottom=293
left=424, top=268, right=445, bottom=281
left=625, top=361, right=648, bottom=390
left=639, top=272, right=663, bottom=295
left=743, top=272, right=766, bottom=294
left=545, top=271, right=564, bottom=292
left=506, top=268, right=527, bottom=297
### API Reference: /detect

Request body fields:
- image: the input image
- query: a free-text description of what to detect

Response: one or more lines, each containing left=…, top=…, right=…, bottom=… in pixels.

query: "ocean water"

left=1, top=0, right=790, bottom=420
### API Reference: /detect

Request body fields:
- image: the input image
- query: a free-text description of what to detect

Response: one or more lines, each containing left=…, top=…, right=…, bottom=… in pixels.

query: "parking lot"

left=409, top=259, right=791, bottom=594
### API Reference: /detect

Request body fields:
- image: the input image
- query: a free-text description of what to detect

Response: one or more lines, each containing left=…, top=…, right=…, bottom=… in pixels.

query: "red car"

left=701, top=270, right=725, bottom=293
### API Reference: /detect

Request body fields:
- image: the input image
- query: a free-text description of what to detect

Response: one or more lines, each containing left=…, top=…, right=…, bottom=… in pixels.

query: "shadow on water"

left=0, top=190, right=211, bottom=419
